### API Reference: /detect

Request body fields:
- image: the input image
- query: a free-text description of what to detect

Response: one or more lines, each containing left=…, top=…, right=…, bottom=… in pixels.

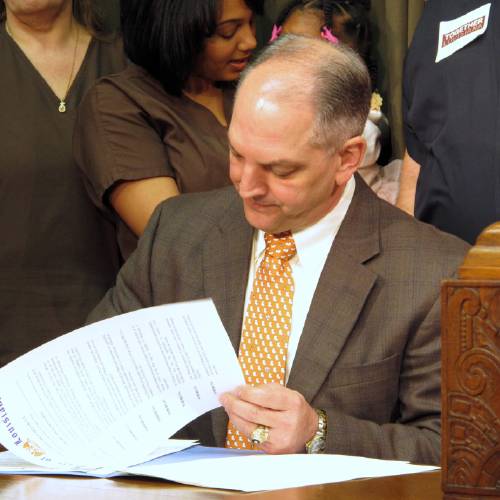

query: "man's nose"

left=238, top=165, right=266, bottom=198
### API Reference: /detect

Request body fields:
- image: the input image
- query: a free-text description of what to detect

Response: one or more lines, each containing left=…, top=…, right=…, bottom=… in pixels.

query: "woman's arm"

left=110, top=176, right=180, bottom=236
left=396, top=150, right=421, bottom=215
left=74, top=76, right=181, bottom=239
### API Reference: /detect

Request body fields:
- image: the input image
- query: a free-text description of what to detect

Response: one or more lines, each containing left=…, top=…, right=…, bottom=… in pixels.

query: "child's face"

left=282, top=8, right=359, bottom=53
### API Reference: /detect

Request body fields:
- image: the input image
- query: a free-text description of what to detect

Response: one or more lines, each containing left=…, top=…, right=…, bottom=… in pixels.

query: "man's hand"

left=220, top=383, right=318, bottom=454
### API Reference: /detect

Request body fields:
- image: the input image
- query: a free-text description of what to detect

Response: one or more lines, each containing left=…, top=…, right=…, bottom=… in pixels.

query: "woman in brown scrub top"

left=0, top=0, right=126, bottom=366
left=74, top=0, right=263, bottom=260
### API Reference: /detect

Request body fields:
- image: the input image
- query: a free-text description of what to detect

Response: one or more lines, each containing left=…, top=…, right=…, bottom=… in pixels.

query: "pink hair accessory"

left=269, top=24, right=282, bottom=43
left=320, top=26, right=339, bottom=44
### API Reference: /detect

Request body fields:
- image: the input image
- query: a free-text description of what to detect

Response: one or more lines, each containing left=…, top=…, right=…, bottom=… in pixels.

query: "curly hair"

left=275, top=0, right=377, bottom=90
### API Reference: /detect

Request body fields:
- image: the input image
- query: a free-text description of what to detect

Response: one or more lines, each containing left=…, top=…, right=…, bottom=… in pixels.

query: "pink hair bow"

left=269, top=24, right=282, bottom=43
left=320, top=26, right=339, bottom=44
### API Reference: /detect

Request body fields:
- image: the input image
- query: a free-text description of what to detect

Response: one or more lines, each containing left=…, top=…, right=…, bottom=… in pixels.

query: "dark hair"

left=121, top=0, right=264, bottom=96
left=238, top=34, right=371, bottom=151
left=0, top=0, right=106, bottom=35
left=275, top=0, right=377, bottom=89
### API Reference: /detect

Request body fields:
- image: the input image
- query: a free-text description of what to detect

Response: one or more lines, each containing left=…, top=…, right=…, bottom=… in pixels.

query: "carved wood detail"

left=442, top=224, right=500, bottom=498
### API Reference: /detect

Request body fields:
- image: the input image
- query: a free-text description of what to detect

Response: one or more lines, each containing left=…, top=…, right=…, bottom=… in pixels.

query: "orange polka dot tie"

left=226, top=231, right=297, bottom=449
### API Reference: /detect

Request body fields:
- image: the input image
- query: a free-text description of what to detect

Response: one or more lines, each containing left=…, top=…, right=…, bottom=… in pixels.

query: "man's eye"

left=230, top=150, right=243, bottom=161
left=273, top=170, right=293, bottom=178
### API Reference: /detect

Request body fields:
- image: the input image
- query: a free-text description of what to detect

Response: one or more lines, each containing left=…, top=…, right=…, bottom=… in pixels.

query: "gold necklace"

left=5, top=20, right=80, bottom=113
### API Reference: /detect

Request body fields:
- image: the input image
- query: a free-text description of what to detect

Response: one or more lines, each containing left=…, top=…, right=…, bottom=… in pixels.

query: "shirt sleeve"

left=73, top=77, right=176, bottom=212
left=402, top=49, right=428, bottom=167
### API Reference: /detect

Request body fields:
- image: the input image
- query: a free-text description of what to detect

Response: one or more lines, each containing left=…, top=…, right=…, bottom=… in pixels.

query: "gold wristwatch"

left=305, top=409, right=327, bottom=454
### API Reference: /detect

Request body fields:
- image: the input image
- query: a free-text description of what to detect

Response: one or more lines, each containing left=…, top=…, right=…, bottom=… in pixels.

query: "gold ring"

left=251, top=425, right=270, bottom=445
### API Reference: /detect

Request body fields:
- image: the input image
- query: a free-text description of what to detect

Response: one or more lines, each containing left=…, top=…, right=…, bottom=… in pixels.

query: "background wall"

left=369, top=0, right=425, bottom=158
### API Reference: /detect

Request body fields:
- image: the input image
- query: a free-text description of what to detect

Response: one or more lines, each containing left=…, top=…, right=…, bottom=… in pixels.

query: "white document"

left=0, top=445, right=439, bottom=492
left=128, top=446, right=439, bottom=492
left=0, top=440, right=197, bottom=478
left=0, top=299, right=438, bottom=492
left=436, top=3, right=491, bottom=62
left=0, top=299, right=244, bottom=470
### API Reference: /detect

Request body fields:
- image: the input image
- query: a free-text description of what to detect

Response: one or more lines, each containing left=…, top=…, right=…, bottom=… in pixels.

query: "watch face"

left=306, top=409, right=327, bottom=453
left=311, top=438, right=325, bottom=453
left=307, top=437, right=325, bottom=454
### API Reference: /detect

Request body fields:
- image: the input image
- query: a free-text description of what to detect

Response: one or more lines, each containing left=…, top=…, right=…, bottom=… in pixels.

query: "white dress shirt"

left=241, top=177, right=356, bottom=380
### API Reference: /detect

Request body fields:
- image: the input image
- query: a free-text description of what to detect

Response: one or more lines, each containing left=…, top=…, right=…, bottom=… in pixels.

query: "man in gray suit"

left=88, top=35, right=468, bottom=465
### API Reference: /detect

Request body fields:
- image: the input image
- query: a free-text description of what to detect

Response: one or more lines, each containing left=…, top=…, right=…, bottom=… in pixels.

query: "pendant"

left=58, top=101, right=67, bottom=113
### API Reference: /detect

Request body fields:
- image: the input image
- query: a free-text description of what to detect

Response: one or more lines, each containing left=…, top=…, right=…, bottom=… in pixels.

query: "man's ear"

left=334, top=136, right=366, bottom=185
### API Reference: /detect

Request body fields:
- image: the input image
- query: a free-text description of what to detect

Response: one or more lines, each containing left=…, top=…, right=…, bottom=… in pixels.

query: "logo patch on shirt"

left=436, top=3, right=491, bottom=62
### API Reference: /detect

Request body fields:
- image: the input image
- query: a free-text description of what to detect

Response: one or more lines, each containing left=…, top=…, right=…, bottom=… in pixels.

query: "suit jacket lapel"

left=287, top=178, right=381, bottom=403
left=201, top=190, right=253, bottom=446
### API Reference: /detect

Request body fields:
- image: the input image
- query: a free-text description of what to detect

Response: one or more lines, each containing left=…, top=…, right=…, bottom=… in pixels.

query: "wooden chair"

left=441, top=223, right=500, bottom=498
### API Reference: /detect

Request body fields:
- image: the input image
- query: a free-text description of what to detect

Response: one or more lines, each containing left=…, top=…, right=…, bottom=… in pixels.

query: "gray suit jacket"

left=88, top=177, right=469, bottom=465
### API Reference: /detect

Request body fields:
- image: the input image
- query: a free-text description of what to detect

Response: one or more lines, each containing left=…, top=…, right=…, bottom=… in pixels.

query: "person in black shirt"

left=397, top=0, right=500, bottom=244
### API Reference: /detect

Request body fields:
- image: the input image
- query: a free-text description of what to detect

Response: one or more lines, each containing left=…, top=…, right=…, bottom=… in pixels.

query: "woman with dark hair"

left=74, top=0, right=263, bottom=259
left=0, top=0, right=126, bottom=366
left=271, top=0, right=401, bottom=204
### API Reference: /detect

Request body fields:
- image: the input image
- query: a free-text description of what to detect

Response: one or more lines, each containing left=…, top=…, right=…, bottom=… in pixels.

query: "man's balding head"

left=236, top=34, right=371, bottom=151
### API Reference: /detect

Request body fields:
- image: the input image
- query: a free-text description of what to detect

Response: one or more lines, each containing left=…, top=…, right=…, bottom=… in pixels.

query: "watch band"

left=305, top=408, right=327, bottom=454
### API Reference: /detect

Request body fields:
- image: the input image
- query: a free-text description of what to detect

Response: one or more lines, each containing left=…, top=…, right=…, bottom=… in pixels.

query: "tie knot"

left=264, top=231, right=296, bottom=261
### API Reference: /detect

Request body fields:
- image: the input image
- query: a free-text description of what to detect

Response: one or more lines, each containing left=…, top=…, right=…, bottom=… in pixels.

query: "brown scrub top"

left=0, top=25, right=126, bottom=366
left=74, top=64, right=234, bottom=259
